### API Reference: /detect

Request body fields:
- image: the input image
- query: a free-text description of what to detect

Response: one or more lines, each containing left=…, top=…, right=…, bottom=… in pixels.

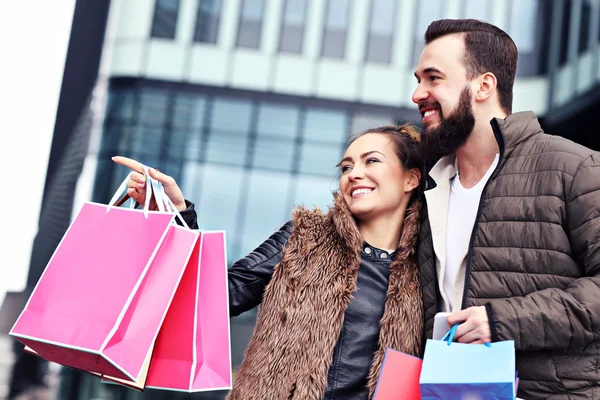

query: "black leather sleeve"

left=176, top=201, right=291, bottom=317
left=229, top=221, right=292, bottom=317
left=178, top=200, right=198, bottom=229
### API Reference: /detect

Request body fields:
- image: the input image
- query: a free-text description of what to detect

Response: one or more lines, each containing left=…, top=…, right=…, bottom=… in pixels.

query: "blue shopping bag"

left=419, top=325, right=516, bottom=400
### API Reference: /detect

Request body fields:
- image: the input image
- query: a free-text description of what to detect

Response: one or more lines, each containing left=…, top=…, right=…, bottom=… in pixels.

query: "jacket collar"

left=491, top=110, right=543, bottom=161
left=425, top=111, right=543, bottom=190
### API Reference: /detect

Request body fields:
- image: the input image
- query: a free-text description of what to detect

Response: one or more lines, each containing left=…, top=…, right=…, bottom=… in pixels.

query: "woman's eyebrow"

left=337, top=150, right=385, bottom=166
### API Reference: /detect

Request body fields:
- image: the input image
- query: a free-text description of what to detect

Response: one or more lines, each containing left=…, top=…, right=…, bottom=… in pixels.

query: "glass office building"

left=47, top=0, right=600, bottom=398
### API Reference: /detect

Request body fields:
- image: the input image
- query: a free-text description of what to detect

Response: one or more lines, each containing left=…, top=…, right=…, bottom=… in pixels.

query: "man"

left=413, top=19, right=600, bottom=398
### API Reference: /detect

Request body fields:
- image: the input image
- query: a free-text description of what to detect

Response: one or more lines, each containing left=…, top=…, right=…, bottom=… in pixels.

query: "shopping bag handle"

left=442, top=325, right=458, bottom=345
left=107, top=166, right=153, bottom=218
left=106, top=165, right=190, bottom=229
left=441, top=324, right=492, bottom=347
left=151, top=177, right=190, bottom=230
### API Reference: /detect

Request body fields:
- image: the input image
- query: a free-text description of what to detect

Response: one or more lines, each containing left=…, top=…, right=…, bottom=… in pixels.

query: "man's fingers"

left=447, top=309, right=470, bottom=325
left=454, top=320, right=475, bottom=340
left=456, top=329, right=479, bottom=344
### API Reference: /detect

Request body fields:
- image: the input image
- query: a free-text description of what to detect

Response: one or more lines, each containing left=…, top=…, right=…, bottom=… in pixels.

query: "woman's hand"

left=112, top=156, right=187, bottom=212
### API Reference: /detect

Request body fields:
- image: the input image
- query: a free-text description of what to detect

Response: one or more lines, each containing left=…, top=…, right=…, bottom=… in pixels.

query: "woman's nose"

left=348, top=166, right=364, bottom=182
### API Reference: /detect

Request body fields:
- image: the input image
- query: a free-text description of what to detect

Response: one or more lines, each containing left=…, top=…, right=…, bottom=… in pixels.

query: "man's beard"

left=420, top=86, right=475, bottom=161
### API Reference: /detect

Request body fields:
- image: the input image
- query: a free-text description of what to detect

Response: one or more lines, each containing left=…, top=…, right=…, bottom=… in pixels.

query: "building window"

left=194, top=0, right=222, bottom=43
left=365, top=0, right=397, bottom=64
left=236, top=0, right=266, bottom=49
left=150, top=0, right=181, bottom=39
left=578, top=0, right=592, bottom=54
left=321, top=0, right=352, bottom=59
left=279, top=0, right=308, bottom=53
left=559, top=0, right=572, bottom=66
left=253, top=104, right=299, bottom=172
left=412, top=0, right=444, bottom=63
left=461, top=0, right=490, bottom=20
left=508, top=0, right=538, bottom=54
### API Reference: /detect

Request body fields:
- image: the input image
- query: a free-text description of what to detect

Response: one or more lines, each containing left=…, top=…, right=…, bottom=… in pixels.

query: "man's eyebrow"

left=414, top=67, right=444, bottom=79
left=337, top=151, right=385, bottom=166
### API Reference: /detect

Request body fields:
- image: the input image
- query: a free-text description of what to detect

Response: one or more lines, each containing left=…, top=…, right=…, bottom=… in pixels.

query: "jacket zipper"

left=460, top=119, right=506, bottom=309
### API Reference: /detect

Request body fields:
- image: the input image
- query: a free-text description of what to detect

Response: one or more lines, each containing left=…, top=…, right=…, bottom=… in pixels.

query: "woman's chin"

left=349, top=204, right=375, bottom=220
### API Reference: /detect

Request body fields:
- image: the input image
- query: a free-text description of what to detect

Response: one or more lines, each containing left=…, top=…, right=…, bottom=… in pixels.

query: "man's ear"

left=475, top=72, right=497, bottom=103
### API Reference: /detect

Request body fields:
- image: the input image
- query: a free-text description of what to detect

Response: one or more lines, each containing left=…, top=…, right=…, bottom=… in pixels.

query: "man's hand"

left=447, top=306, right=492, bottom=344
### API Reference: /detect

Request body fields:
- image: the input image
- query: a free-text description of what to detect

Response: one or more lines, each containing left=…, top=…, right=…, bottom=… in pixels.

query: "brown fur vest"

left=228, top=194, right=424, bottom=399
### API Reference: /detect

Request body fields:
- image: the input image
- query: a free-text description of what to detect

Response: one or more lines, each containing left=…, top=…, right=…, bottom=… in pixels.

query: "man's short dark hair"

left=425, top=19, right=518, bottom=114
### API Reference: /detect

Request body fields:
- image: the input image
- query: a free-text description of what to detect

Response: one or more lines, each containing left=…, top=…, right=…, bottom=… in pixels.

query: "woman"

left=113, top=124, right=425, bottom=399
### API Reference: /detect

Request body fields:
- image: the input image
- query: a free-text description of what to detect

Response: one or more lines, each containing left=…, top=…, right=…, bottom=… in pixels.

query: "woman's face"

left=338, top=133, right=419, bottom=222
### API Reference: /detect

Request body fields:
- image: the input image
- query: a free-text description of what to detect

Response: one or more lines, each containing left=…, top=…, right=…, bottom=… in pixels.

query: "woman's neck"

left=357, top=211, right=405, bottom=251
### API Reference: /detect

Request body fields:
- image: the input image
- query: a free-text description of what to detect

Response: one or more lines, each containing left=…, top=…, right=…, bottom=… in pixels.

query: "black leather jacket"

left=181, top=206, right=394, bottom=399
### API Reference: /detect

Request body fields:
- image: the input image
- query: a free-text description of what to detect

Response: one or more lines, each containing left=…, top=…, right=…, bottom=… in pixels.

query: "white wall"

left=0, top=1, right=76, bottom=302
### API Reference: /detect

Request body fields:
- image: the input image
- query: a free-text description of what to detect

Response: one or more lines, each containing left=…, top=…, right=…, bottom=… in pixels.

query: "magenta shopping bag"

left=10, top=171, right=199, bottom=385
left=103, top=231, right=232, bottom=392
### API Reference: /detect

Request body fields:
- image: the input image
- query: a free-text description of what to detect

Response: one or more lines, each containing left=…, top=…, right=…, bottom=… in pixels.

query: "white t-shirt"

left=444, top=155, right=499, bottom=311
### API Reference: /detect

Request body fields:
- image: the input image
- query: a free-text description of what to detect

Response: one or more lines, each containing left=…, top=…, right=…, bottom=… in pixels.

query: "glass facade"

left=150, top=0, right=180, bottom=39
left=365, top=0, right=397, bottom=64
left=462, top=0, right=490, bottom=20
left=412, top=0, right=444, bottom=63
left=236, top=0, right=265, bottom=49
left=321, top=0, right=352, bottom=59
left=579, top=0, right=592, bottom=54
left=94, top=82, right=400, bottom=266
left=279, top=0, right=308, bottom=53
left=193, top=0, right=222, bottom=43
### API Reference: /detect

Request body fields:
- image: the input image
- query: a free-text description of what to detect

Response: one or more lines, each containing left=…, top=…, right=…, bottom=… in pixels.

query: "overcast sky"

left=0, top=1, right=76, bottom=304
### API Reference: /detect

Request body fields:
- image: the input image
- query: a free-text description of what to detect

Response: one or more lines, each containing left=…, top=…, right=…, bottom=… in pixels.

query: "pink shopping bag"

left=10, top=201, right=199, bottom=385
left=103, top=231, right=232, bottom=392
left=373, top=348, right=422, bottom=400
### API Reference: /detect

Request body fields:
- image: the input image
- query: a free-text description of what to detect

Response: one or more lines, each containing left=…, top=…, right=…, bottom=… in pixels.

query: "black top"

left=324, top=245, right=393, bottom=399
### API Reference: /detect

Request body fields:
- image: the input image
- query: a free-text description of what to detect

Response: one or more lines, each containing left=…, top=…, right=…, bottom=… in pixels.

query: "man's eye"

left=430, top=76, right=439, bottom=81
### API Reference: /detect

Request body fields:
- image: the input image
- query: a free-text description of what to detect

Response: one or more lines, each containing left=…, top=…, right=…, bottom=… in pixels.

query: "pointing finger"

left=112, top=156, right=145, bottom=174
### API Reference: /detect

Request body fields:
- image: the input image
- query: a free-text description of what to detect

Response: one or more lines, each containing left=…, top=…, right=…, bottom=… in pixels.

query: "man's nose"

left=412, top=82, right=428, bottom=105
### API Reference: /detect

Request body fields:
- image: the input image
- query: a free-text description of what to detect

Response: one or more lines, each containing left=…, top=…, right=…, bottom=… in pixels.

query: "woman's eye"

left=429, top=76, right=439, bottom=82
left=340, top=165, right=352, bottom=173
left=366, top=158, right=380, bottom=164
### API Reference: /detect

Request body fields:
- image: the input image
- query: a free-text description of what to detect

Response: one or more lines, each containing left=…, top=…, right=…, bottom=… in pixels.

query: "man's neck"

left=455, top=120, right=500, bottom=189
left=357, top=210, right=405, bottom=251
